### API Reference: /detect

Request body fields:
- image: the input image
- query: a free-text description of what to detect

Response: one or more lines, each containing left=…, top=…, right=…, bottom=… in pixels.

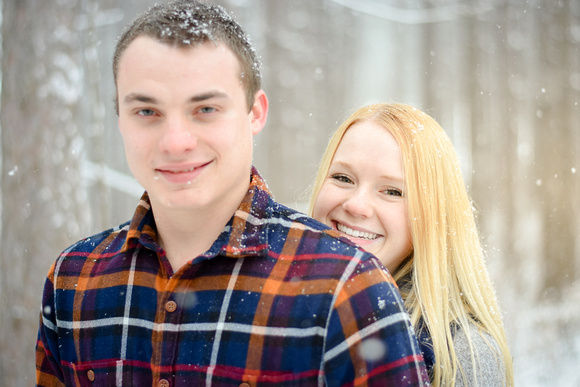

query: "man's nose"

left=159, top=116, right=198, bottom=154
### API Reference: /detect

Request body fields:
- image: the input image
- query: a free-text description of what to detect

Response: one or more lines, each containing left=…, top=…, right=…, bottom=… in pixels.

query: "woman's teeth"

left=336, top=223, right=379, bottom=240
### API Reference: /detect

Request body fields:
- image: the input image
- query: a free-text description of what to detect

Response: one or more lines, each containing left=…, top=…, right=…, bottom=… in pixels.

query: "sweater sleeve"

left=454, top=324, right=505, bottom=387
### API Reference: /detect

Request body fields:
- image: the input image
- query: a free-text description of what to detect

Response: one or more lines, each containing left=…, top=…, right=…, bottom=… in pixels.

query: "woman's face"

left=312, top=120, right=412, bottom=273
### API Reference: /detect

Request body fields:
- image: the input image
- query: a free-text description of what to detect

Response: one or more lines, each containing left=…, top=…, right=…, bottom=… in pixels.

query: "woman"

left=309, top=103, right=513, bottom=386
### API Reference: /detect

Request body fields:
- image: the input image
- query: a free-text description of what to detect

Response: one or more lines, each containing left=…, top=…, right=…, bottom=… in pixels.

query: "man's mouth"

left=156, top=161, right=212, bottom=184
left=159, top=161, right=212, bottom=174
left=336, top=222, right=380, bottom=240
left=164, top=166, right=197, bottom=174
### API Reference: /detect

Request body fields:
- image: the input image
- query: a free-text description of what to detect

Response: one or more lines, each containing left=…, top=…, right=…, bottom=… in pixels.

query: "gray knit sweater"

left=454, top=324, right=506, bottom=386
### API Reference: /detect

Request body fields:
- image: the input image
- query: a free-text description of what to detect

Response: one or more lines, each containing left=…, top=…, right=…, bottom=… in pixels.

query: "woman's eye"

left=383, top=188, right=402, bottom=197
left=331, top=174, right=353, bottom=184
left=137, top=109, right=156, bottom=117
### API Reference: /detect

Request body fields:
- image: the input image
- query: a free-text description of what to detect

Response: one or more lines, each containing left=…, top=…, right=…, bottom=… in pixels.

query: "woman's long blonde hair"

left=309, top=103, right=513, bottom=386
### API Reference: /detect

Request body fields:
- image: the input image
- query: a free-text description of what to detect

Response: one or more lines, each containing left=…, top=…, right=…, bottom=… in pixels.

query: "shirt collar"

left=219, top=166, right=272, bottom=258
left=121, top=166, right=272, bottom=258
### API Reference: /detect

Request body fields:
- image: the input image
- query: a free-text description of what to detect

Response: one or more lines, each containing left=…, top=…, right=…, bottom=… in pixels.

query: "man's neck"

left=151, top=198, right=241, bottom=272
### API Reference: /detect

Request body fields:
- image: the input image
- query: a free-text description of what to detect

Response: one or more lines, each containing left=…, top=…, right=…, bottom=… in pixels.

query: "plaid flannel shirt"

left=36, top=167, right=429, bottom=386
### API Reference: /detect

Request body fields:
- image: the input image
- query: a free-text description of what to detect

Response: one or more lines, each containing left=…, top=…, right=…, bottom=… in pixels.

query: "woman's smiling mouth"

left=335, top=222, right=381, bottom=240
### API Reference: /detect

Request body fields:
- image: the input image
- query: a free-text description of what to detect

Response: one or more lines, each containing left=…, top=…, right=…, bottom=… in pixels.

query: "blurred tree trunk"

left=535, top=0, right=577, bottom=300
left=469, top=1, right=520, bottom=290
left=0, top=0, right=98, bottom=384
left=255, top=0, right=353, bottom=207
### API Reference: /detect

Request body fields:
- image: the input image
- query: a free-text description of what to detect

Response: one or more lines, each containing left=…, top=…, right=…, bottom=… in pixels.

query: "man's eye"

left=137, top=109, right=156, bottom=116
left=199, top=106, right=216, bottom=114
left=331, top=174, right=353, bottom=184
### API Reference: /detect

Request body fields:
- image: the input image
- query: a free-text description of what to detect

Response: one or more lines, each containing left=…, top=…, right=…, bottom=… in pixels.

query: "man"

left=36, top=1, right=429, bottom=385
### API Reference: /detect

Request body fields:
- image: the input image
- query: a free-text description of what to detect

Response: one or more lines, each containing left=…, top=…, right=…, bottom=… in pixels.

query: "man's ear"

left=250, top=90, right=269, bottom=135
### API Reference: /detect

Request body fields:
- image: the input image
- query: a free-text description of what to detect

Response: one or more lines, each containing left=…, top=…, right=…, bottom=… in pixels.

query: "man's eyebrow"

left=189, top=91, right=228, bottom=102
left=123, top=93, right=158, bottom=105
left=122, top=91, right=228, bottom=105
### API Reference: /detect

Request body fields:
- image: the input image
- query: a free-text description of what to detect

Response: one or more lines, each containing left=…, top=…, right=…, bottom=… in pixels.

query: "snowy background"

left=0, top=0, right=578, bottom=385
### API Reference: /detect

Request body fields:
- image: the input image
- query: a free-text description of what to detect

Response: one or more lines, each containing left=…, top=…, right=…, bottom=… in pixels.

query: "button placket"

left=158, top=295, right=180, bottom=382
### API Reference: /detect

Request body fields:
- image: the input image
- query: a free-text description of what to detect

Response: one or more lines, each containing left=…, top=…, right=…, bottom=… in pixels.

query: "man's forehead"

left=120, top=36, right=233, bottom=64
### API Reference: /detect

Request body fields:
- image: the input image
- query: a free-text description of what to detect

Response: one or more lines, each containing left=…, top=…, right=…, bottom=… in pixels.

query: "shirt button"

left=165, top=300, right=177, bottom=312
left=159, top=379, right=170, bottom=387
left=87, top=370, right=95, bottom=382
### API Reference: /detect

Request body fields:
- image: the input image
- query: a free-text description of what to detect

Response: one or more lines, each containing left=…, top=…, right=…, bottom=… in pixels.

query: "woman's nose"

left=342, top=189, right=373, bottom=218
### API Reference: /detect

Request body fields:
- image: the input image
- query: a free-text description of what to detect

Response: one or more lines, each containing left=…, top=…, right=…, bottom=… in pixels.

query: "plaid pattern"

left=36, top=167, right=429, bottom=386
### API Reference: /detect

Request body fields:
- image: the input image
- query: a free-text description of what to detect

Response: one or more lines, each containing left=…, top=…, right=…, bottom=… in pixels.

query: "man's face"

left=116, top=37, right=266, bottom=213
